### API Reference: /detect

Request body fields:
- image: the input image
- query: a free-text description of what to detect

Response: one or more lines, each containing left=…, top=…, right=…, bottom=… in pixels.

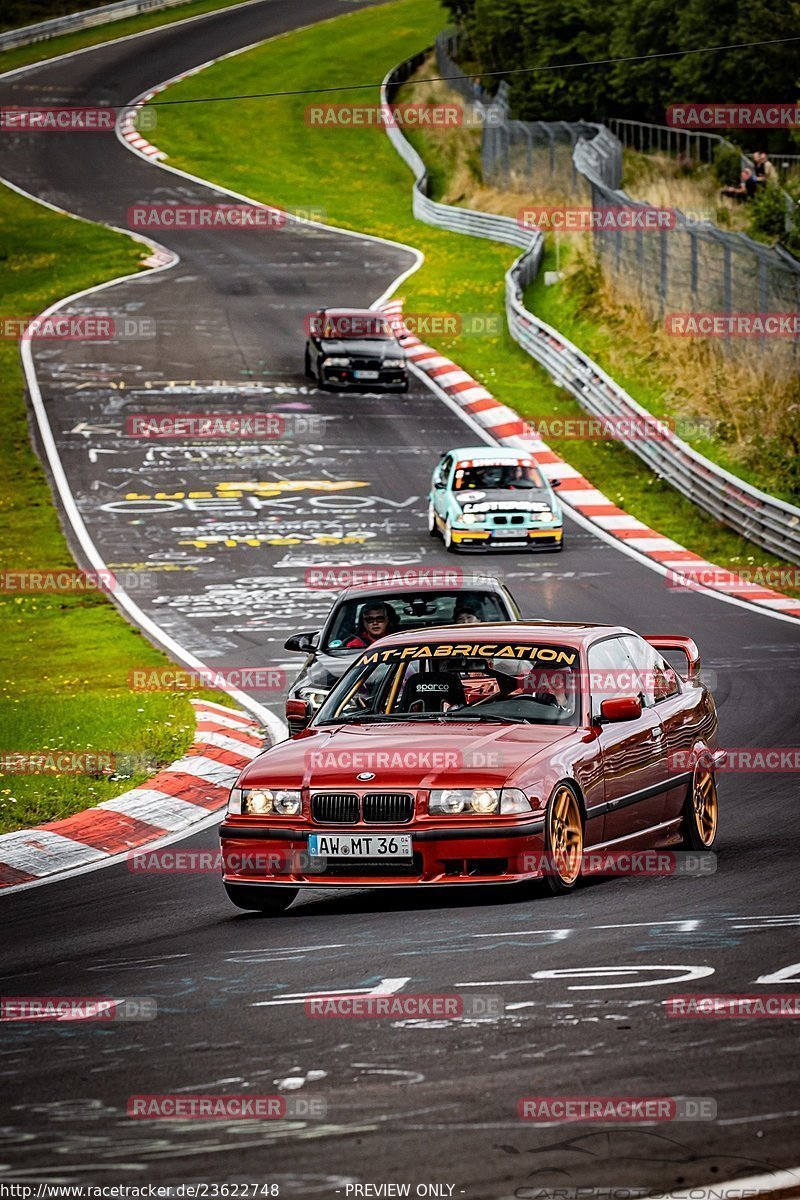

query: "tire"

left=554, top=535, right=565, bottom=552
left=443, top=517, right=458, bottom=553
left=224, top=884, right=298, bottom=914
left=304, top=347, right=314, bottom=380
left=427, top=502, right=438, bottom=537
left=543, top=783, right=584, bottom=894
left=680, top=762, right=719, bottom=850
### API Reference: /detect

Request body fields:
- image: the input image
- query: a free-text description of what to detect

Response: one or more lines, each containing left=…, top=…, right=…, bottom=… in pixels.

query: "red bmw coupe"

left=219, top=622, right=723, bottom=912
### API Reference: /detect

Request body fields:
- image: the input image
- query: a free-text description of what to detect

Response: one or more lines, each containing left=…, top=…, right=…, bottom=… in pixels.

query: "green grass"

left=147, top=0, right=800, bottom=598
left=0, top=0, right=256, bottom=75
left=0, top=184, right=229, bottom=834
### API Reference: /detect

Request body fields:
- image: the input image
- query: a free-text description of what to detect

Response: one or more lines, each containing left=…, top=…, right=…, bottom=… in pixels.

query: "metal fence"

left=382, top=52, right=800, bottom=565
left=0, top=0, right=197, bottom=51
left=436, top=35, right=800, bottom=341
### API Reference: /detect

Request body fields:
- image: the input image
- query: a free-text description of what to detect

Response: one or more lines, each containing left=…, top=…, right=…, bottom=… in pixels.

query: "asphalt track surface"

left=1, top=2, right=799, bottom=1193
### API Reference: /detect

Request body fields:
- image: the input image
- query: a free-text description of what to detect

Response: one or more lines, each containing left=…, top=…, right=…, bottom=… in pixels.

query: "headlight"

left=428, top=787, right=532, bottom=816
left=228, top=787, right=302, bottom=816
left=460, top=512, right=485, bottom=525
left=322, top=357, right=351, bottom=367
left=296, top=686, right=329, bottom=711
left=382, top=358, right=405, bottom=368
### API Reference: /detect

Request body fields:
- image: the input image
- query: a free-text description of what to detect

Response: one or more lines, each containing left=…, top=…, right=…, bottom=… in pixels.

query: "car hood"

left=239, top=721, right=575, bottom=790
left=298, top=651, right=360, bottom=691
left=455, top=487, right=554, bottom=512
left=319, top=338, right=403, bottom=360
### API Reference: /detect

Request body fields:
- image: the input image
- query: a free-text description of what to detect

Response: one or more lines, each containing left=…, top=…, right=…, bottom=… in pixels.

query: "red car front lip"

left=218, top=818, right=545, bottom=840
left=218, top=821, right=547, bottom=886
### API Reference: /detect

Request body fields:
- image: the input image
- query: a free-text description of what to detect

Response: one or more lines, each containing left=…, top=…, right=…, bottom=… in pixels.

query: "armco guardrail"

left=0, top=0, right=195, bottom=52
left=385, top=51, right=535, bottom=253
left=382, top=53, right=800, bottom=565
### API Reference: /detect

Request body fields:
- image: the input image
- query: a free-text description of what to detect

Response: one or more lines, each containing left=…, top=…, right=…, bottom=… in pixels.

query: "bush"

left=712, top=144, right=741, bottom=189
left=748, top=183, right=791, bottom=245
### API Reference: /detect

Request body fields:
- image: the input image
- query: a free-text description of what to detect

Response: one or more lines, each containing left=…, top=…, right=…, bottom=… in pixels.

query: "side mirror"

left=286, top=698, right=311, bottom=731
left=600, top=695, right=642, bottom=722
left=550, top=479, right=562, bottom=489
left=284, top=631, right=319, bottom=653
left=434, top=479, right=446, bottom=489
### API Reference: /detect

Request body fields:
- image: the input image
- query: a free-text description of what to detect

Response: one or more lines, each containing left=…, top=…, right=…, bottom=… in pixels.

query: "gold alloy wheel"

left=691, top=766, right=718, bottom=846
left=548, top=785, right=583, bottom=885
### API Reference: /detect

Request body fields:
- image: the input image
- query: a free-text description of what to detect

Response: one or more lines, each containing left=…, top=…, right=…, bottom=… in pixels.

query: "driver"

left=346, top=601, right=399, bottom=649
left=472, top=660, right=575, bottom=716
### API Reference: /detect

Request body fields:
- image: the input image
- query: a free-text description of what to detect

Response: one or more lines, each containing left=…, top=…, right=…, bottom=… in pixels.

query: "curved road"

left=1, top=2, right=799, bottom=1193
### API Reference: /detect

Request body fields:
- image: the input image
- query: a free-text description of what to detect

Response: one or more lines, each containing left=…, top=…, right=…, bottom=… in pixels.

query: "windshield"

left=315, top=640, right=582, bottom=726
left=454, top=461, right=545, bottom=491
left=321, top=312, right=395, bottom=341
left=321, top=591, right=510, bottom=656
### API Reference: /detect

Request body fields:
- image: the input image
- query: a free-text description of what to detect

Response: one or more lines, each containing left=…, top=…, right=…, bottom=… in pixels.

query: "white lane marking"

left=193, top=730, right=262, bottom=757
left=191, top=699, right=256, bottom=724
left=0, top=829, right=102, bottom=874
left=251, top=977, right=411, bottom=1008
left=100, top=788, right=212, bottom=829
left=755, top=962, right=800, bottom=984
left=457, top=965, right=715, bottom=989
left=157, top=753, right=239, bottom=783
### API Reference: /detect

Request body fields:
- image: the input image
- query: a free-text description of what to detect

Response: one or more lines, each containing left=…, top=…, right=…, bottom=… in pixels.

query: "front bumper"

left=219, top=820, right=546, bottom=887
left=321, top=367, right=407, bottom=391
left=451, top=526, right=563, bottom=550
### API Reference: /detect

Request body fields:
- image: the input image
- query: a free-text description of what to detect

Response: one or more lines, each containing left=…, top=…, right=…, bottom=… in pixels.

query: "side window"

left=587, top=637, right=639, bottom=721
left=435, top=455, right=452, bottom=486
left=621, top=635, right=680, bottom=705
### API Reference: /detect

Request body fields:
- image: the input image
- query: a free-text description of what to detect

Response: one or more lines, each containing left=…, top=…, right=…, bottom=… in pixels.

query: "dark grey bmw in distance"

left=304, top=307, right=408, bottom=391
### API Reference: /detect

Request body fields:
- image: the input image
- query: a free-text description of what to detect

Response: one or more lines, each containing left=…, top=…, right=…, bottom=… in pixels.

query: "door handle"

left=650, top=727, right=662, bottom=739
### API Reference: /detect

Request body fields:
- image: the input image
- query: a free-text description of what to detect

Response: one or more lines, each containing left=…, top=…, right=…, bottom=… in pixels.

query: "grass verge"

left=0, top=0, right=255, bottom=75
left=147, top=0, right=800, bottom=598
left=0, top=184, right=227, bottom=835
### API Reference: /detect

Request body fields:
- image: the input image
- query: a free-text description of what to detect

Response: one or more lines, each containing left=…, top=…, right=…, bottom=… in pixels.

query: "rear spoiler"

left=644, top=635, right=701, bottom=679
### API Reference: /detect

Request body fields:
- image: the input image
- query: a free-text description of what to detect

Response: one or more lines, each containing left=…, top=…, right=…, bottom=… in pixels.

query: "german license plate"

left=493, top=529, right=526, bottom=538
left=308, top=833, right=412, bottom=858
left=354, top=370, right=380, bottom=380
